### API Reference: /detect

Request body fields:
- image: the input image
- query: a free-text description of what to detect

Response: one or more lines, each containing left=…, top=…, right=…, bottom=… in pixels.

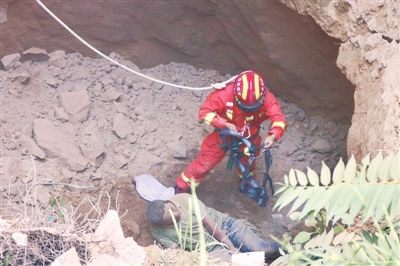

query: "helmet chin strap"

left=232, top=101, right=261, bottom=139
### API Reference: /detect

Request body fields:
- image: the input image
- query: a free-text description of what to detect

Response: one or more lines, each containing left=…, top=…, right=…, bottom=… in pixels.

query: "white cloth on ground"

left=134, top=174, right=175, bottom=201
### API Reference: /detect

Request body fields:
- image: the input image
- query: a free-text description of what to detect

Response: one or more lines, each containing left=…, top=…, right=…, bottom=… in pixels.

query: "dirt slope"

left=0, top=49, right=348, bottom=247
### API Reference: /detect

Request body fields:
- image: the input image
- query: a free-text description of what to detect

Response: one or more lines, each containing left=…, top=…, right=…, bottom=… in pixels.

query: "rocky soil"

left=1, top=48, right=349, bottom=263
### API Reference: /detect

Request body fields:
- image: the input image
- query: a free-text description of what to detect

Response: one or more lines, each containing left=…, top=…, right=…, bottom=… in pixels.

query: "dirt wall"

left=280, top=0, right=399, bottom=160
left=1, top=0, right=399, bottom=159
left=1, top=0, right=353, bottom=124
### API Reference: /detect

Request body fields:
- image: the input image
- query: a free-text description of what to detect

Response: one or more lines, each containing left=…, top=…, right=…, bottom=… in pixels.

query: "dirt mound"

left=0, top=49, right=348, bottom=249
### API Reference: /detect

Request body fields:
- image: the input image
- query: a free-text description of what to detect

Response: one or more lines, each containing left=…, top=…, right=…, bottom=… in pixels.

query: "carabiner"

left=240, top=125, right=251, bottom=139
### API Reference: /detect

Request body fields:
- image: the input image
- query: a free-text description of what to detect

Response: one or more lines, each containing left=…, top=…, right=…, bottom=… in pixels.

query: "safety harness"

left=219, top=129, right=275, bottom=207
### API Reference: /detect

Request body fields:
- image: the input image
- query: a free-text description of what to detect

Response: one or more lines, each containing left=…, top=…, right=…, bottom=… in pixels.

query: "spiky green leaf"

left=304, top=236, right=318, bottom=250
left=341, top=242, right=354, bottom=259
left=310, top=188, right=336, bottom=219
left=391, top=151, right=400, bottom=181
left=342, top=232, right=356, bottom=244
left=289, top=169, right=297, bottom=186
left=288, top=188, right=315, bottom=215
left=307, top=167, right=319, bottom=186
left=367, top=151, right=383, bottom=181
left=348, top=184, right=369, bottom=223
left=300, top=187, right=327, bottom=218
left=293, top=232, right=313, bottom=244
left=386, top=233, right=400, bottom=258
left=332, top=231, right=346, bottom=246
left=289, top=212, right=302, bottom=221
left=359, top=153, right=370, bottom=182
left=363, top=184, right=385, bottom=221
left=362, top=230, right=378, bottom=244
left=379, top=152, right=393, bottom=182
left=333, top=225, right=345, bottom=234
left=274, top=187, right=304, bottom=211
left=325, top=186, right=346, bottom=223
left=320, top=161, right=331, bottom=186
left=304, top=218, right=317, bottom=227
left=313, top=230, right=327, bottom=247
left=390, top=193, right=400, bottom=220
left=273, top=186, right=294, bottom=210
left=272, top=151, right=400, bottom=266
left=50, top=196, right=59, bottom=207
left=276, top=187, right=305, bottom=212
left=374, top=184, right=396, bottom=220
left=296, top=170, right=308, bottom=186
left=363, top=184, right=382, bottom=221
left=376, top=235, right=391, bottom=258
left=332, top=158, right=345, bottom=184
left=284, top=174, right=289, bottom=185
left=324, top=229, right=335, bottom=245
left=341, top=213, right=353, bottom=224
left=274, top=185, right=288, bottom=197
left=344, top=155, right=357, bottom=183
left=306, top=210, right=315, bottom=219
left=330, top=186, right=355, bottom=225
left=361, top=153, right=371, bottom=168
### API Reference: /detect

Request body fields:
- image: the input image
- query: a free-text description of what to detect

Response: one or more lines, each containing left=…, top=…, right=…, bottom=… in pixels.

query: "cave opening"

left=0, top=0, right=357, bottom=258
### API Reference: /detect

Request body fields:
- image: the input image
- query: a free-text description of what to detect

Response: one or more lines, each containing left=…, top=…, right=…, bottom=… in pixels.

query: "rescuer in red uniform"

left=174, top=70, right=286, bottom=194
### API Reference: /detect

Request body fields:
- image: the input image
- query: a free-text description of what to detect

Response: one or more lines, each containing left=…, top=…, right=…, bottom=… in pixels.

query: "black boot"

left=264, top=240, right=282, bottom=259
left=174, top=184, right=192, bottom=195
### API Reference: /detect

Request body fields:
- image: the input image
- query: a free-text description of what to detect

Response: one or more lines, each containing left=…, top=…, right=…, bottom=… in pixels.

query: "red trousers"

left=176, top=131, right=261, bottom=189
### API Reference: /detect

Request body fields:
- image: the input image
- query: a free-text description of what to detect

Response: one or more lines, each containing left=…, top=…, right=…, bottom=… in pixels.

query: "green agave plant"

left=271, top=150, right=400, bottom=265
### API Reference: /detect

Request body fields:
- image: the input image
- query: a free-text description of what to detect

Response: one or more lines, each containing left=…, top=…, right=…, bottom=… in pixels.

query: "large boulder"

left=87, top=210, right=146, bottom=266
left=60, top=89, right=90, bottom=124
left=33, top=119, right=89, bottom=171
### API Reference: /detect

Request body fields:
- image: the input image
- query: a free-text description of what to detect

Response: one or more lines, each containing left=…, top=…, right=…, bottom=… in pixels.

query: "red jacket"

left=199, top=83, right=286, bottom=140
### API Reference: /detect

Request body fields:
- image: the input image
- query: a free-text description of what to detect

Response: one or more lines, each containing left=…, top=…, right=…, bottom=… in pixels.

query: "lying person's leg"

left=222, top=217, right=281, bottom=259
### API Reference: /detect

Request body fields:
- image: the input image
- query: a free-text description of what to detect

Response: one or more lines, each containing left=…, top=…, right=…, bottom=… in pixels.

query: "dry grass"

left=1, top=155, right=234, bottom=265
left=0, top=155, right=111, bottom=265
left=0, top=189, right=115, bottom=265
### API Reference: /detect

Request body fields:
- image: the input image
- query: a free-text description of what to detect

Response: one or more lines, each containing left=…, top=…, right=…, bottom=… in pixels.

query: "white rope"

left=36, top=0, right=237, bottom=90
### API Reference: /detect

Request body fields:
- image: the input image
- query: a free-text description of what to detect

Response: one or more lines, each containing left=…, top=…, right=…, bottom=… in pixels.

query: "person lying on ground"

left=146, top=193, right=281, bottom=262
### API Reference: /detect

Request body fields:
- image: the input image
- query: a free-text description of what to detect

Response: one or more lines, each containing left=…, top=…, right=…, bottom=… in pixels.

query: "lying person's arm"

left=202, top=213, right=237, bottom=252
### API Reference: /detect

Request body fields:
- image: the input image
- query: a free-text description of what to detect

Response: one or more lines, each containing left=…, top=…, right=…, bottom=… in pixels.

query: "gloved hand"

left=225, top=122, right=238, bottom=132
left=263, top=134, right=276, bottom=149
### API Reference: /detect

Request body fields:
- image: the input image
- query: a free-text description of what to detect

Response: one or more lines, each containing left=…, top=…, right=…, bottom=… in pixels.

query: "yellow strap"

left=238, top=171, right=255, bottom=179
left=204, top=112, right=217, bottom=125
left=272, top=121, right=286, bottom=130
left=181, top=172, right=200, bottom=187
